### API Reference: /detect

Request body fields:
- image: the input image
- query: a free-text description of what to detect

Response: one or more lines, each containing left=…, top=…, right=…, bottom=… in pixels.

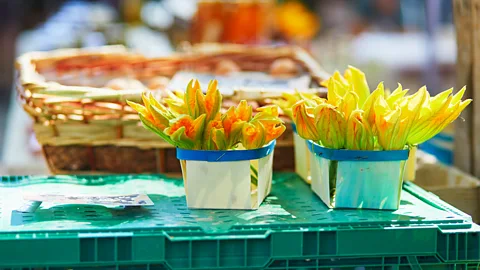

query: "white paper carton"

left=307, top=140, right=408, bottom=210
left=403, top=146, right=417, bottom=181
left=293, top=130, right=310, bottom=184
left=177, top=142, right=275, bottom=210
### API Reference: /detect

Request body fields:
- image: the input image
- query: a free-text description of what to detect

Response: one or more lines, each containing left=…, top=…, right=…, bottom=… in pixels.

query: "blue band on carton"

left=291, top=123, right=297, bottom=134
left=177, top=141, right=276, bottom=162
left=306, top=140, right=409, bottom=161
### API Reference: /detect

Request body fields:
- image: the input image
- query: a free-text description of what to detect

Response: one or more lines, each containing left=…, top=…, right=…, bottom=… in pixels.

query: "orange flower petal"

left=235, top=100, right=253, bottom=121
left=242, top=122, right=266, bottom=149
left=205, top=80, right=221, bottom=120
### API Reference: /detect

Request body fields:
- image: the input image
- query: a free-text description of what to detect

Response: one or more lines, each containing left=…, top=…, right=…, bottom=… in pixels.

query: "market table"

left=0, top=173, right=478, bottom=269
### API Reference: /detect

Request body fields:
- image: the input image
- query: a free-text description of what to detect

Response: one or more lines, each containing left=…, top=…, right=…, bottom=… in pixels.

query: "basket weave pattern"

left=17, top=44, right=327, bottom=174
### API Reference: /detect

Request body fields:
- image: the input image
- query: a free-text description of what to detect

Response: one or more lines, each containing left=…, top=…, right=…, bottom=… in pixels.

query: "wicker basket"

left=16, top=44, right=328, bottom=174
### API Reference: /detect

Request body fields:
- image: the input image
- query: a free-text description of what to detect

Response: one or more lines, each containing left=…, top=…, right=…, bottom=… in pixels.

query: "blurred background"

left=0, top=0, right=456, bottom=173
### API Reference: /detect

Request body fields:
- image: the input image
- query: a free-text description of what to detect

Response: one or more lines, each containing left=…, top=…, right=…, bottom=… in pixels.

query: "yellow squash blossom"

left=362, top=82, right=385, bottom=128
left=326, top=78, right=346, bottom=107
left=184, top=79, right=206, bottom=119
left=292, top=100, right=321, bottom=141
left=373, top=87, right=426, bottom=150
left=242, top=122, right=266, bottom=150
left=273, top=91, right=323, bottom=119
left=291, top=66, right=471, bottom=151
left=204, top=80, right=222, bottom=121
left=211, top=126, right=227, bottom=150
left=127, top=92, right=177, bottom=145
left=165, top=114, right=206, bottom=149
left=338, top=91, right=359, bottom=120
left=343, top=66, right=370, bottom=108
left=222, top=100, right=252, bottom=147
left=407, top=87, right=471, bottom=145
left=128, top=79, right=285, bottom=150
left=345, top=110, right=375, bottom=150
left=203, top=113, right=225, bottom=150
left=373, top=97, right=404, bottom=150
left=164, top=90, right=187, bottom=115
left=254, top=105, right=286, bottom=142
left=314, top=103, right=346, bottom=149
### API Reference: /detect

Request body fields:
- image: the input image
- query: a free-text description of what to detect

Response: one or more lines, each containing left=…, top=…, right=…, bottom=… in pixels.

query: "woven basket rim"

left=17, top=44, right=329, bottom=101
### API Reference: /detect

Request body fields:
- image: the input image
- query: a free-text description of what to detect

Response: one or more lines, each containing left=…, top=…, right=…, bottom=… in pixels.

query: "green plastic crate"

left=0, top=173, right=478, bottom=270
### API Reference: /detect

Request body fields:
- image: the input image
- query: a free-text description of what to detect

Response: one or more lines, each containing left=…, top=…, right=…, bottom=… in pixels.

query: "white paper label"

left=22, top=194, right=154, bottom=207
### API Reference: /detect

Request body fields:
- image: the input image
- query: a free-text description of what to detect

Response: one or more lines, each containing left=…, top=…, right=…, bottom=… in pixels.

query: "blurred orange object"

left=121, top=0, right=144, bottom=24
left=275, top=1, right=320, bottom=41
left=190, top=0, right=274, bottom=44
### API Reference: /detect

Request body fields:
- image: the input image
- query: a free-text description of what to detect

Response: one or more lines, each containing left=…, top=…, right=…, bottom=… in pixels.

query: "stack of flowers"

left=292, top=66, right=471, bottom=210
left=128, top=79, right=286, bottom=210
left=294, top=66, right=470, bottom=151
left=128, top=79, right=285, bottom=151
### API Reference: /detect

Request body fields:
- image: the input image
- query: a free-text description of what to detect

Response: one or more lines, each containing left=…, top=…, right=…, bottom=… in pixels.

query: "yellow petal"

left=203, top=114, right=223, bottom=150
left=147, top=92, right=175, bottom=119
left=222, top=101, right=253, bottom=145
left=429, top=88, right=453, bottom=112
left=256, top=105, right=280, bottom=118
left=272, top=98, right=293, bottom=118
left=332, top=70, right=349, bottom=88
left=184, top=79, right=205, bottom=118
left=408, top=98, right=471, bottom=144
left=265, top=123, right=286, bottom=143
left=169, top=126, right=195, bottom=149
left=409, top=92, right=452, bottom=140
left=374, top=97, right=405, bottom=150
left=127, top=99, right=156, bottom=125
left=395, top=101, right=424, bottom=147
left=166, top=114, right=205, bottom=141
left=292, top=101, right=320, bottom=140
left=338, top=91, right=359, bottom=120
left=320, top=78, right=329, bottom=87
left=346, top=110, right=374, bottom=150
left=211, top=127, right=227, bottom=150
left=192, top=114, right=207, bottom=141
left=149, top=104, right=170, bottom=130
left=311, top=96, right=327, bottom=106
left=282, top=92, right=298, bottom=105
left=327, top=78, right=344, bottom=107
left=147, top=92, right=162, bottom=111
left=452, top=86, right=467, bottom=104
left=205, top=79, right=222, bottom=121
left=141, top=92, right=151, bottom=112
left=362, top=82, right=385, bottom=127
left=235, top=100, right=253, bottom=121
left=399, top=86, right=427, bottom=136
left=138, top=114, right=175, bottom=145
left=166, top=89, right=184, bottom=103
left=127, top=100, right=148, bottom=116
left=386, top=83, right=408, bottom=107
left=345, top=65, right=370, bottom=107
left=195, top=86, right=207, bottom=117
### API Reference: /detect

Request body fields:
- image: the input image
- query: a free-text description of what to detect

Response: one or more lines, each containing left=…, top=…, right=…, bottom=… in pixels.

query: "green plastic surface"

left=0, top=173, right=478, bottom=269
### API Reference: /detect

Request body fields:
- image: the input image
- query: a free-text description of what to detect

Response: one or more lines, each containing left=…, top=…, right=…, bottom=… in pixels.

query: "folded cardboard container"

left=414, top=153, right=480, bottom=222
